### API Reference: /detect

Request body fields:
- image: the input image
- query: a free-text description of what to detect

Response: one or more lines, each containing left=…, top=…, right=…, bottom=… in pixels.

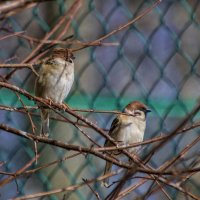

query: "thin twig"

left=82, top=178, right=102, bottom=200
left=71, top=0, right=162, bottom=52
left=4, top=0, right=83, bottom=80
left=0, top=31, right=25, bottom=41
left=10, top=168, right=123, bottom=200
left=0, top=123, right=130, bottom=170
left=0, top=63, right=39, bottom=76
left=0, top=155, right=39, bottom=187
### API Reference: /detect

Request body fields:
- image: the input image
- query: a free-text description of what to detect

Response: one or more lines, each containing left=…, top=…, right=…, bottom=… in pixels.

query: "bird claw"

left=61, top=103, right=70, bottom=110
left=40, top=132, right=49, bottom=138
left=41, top=126, right=49, bottom=138
left=117, top=141, right=125, bottom=147
left=46, top=98, right=53, bottom=106
left=101, top=181, right=110, bottom=188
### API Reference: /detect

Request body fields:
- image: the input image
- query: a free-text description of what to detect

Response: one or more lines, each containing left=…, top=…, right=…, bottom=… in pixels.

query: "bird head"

left=124, top=101, right=151, bottom=120
left=52, top=48, right=75, bottom=63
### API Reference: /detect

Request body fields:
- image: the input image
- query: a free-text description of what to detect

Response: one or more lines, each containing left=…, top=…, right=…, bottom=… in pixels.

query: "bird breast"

left=37, top=58, right=74, bottom=103
left=117, top=116, right=146, bottom=152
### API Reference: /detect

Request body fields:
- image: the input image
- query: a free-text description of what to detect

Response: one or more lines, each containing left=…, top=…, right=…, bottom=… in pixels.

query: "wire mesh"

left=0, top=0, right=200, bottom=199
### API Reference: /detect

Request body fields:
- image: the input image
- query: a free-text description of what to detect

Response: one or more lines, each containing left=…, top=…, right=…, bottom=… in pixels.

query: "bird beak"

left=146, top=109, right=151, bottom=113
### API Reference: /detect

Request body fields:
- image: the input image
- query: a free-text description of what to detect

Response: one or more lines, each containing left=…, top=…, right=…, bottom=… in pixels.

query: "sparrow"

left=35, top=48, right=74, bottom=137
left=102, top=101, right=151, bottom=187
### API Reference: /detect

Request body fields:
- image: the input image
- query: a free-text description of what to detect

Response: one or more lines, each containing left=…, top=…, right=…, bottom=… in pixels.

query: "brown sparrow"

left=35, top=48, right=74, bottom=137
left=103, top=101, right=151, bottom=187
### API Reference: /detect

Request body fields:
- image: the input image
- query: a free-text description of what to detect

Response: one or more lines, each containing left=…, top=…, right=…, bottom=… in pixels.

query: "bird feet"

left=40, top=132, right=49, bottom=138
left=116, top=141, right=125, bottom=147
left=61, top=103, right=71, bottom=110
left=40, top=126, right=49, bottom=138
left=46, top=98, right=53, bottom=106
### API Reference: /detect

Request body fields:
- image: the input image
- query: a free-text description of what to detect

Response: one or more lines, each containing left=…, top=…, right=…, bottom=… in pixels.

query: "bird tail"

left=40, top=109, right=49, bottom=137
left=102, top=161, right=112, bottom=188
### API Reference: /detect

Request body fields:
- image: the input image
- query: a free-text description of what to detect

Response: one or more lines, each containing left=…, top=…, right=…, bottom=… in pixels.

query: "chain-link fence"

left=1, top=0, right=200, bottom=199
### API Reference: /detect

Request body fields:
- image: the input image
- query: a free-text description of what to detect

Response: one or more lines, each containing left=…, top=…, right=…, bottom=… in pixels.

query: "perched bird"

left=103, top=101, right=151, bottom=187
left=35, top=48, right=74, bottom=137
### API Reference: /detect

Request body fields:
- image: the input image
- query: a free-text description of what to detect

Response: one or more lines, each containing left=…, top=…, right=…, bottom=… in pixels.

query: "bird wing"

left=35, top=74, right=46, bottom=98
left=104, top=116, right=121, bottom=147
left=109, top=117, right=121, bottom=136
left=35, top=62, right=51, bottom=98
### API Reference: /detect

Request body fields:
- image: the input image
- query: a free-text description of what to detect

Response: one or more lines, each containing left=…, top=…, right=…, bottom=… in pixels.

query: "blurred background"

left=0, top=0, right=200, bottom=199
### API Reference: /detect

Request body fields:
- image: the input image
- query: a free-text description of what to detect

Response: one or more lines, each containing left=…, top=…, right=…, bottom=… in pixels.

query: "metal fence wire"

left=1, top=0, right=200, bottom=199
